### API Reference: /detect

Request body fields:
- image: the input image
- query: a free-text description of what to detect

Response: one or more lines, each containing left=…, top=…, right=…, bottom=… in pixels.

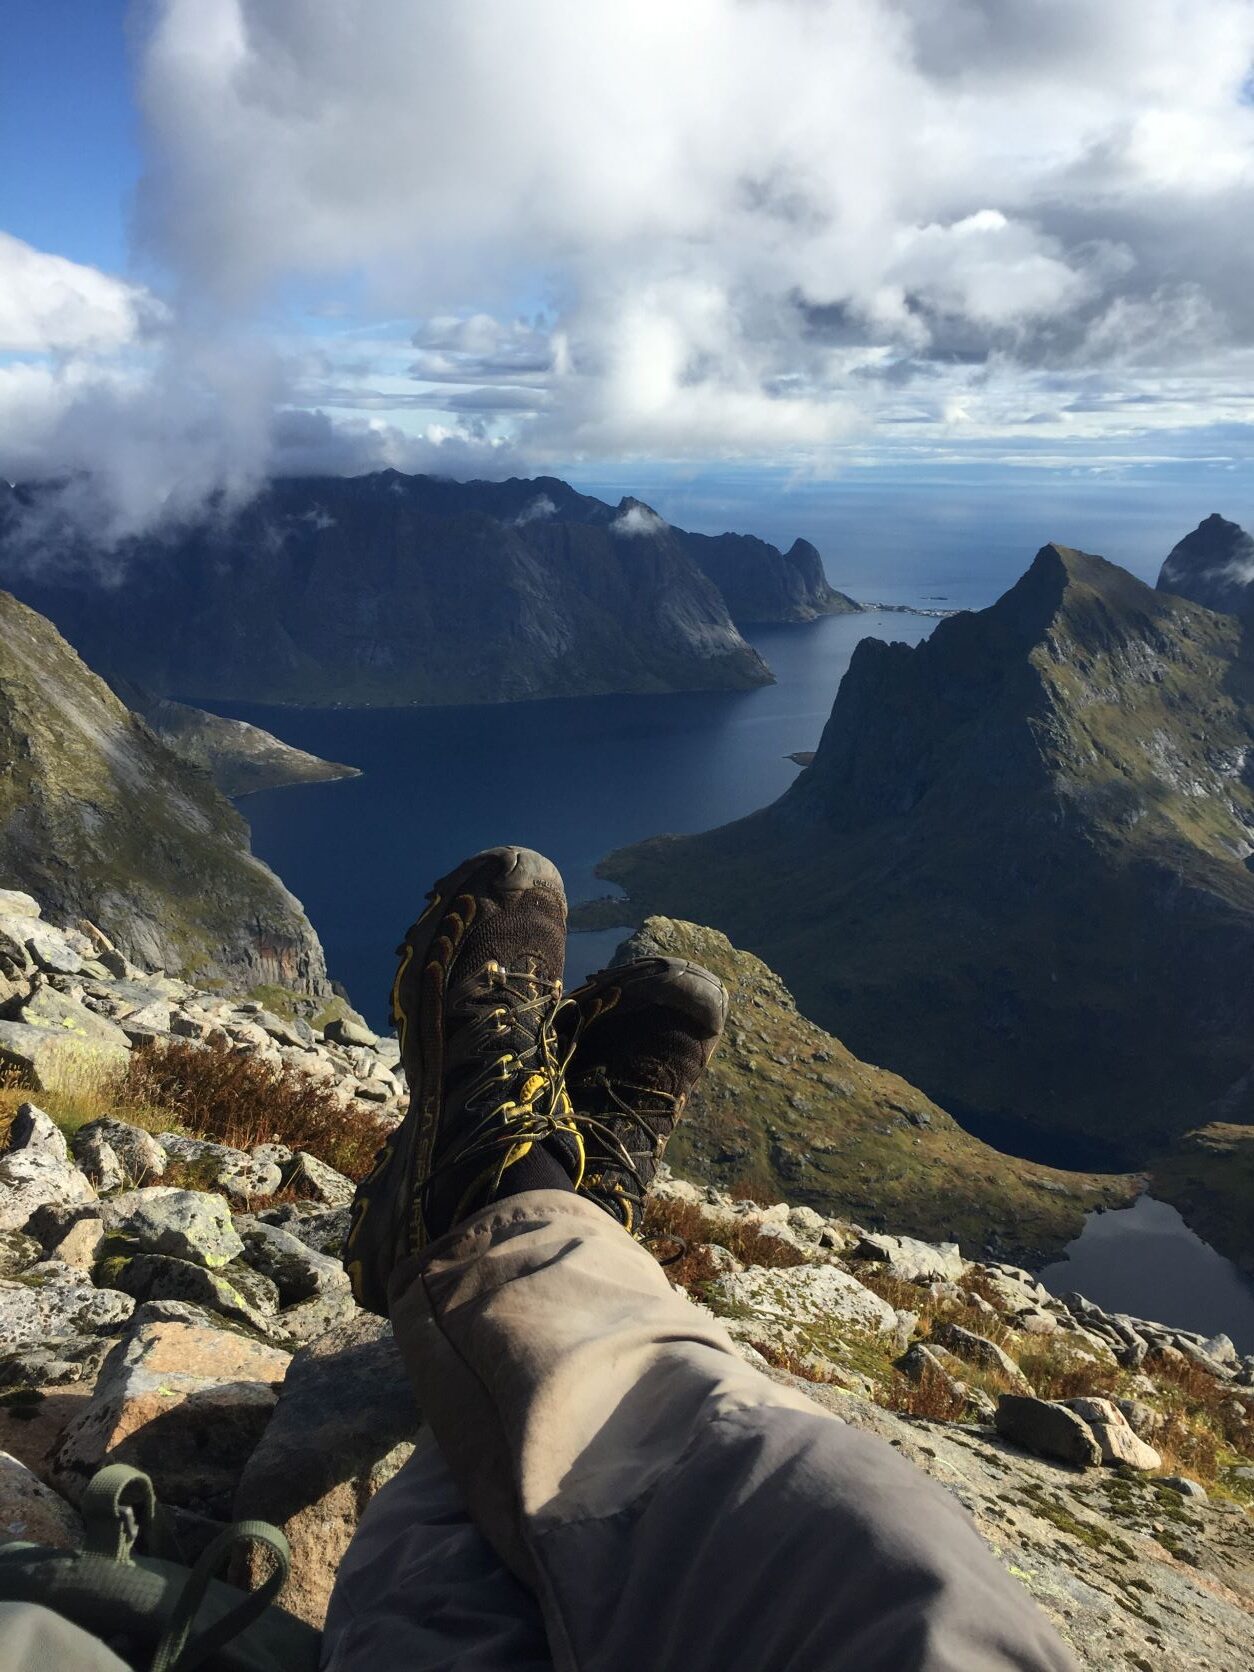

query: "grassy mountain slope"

left=618, top=917, right=1136, bottom=1264
left=0, top=590, right=329, bottom=992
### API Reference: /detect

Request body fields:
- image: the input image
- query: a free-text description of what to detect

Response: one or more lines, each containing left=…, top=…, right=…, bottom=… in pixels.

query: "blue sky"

left=1, top=0, right=1253, bottom=576
left=0, top=1, right=139, bottom=272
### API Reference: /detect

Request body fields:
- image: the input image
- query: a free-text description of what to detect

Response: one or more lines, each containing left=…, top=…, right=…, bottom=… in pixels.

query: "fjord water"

left=1040, top=1196, right=1254, bottom=1355
left=209, top=609, right=933, bottom=1026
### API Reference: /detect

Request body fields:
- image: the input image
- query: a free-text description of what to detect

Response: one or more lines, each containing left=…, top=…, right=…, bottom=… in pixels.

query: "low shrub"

left=640, top=1193, right=808, bottom=1280
left=748, top=1338, right=840, bottom=1385
left=879, top=1365, right=967, bottom=1423
left=121, top=1040, right=388, bottom=1181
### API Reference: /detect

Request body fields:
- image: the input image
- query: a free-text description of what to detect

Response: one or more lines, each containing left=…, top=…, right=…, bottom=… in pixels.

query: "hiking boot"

left=558, top=957, right=728, bottom=1234
left=343, top=846, right=584, bottom=1314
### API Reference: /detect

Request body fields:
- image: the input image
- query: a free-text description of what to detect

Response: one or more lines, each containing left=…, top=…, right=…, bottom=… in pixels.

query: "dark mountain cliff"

left=0, top=589, right=329, bottom=992
left=668, top=530, right=859, bottom=623
left=1157, top=512, right=1254, bottom=622
left=0, top=474, right=796, bottom=706
left=600, top=545, right=1254, bottom=1162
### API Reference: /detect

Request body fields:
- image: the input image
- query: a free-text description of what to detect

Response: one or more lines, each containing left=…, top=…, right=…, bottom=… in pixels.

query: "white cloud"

left=511, top=494, right=556, bottom=527
left=611, top=504, right=669, bottom=538
left=4, top=0, right=1254, bottom=534
left=0, top=233, right=159, bottom=353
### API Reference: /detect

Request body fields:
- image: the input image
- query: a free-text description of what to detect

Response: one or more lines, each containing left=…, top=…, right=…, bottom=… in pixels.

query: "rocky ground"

left=0, top=887, right=403, bottom=1128
left=0, top=895, right=1250, bottom=1666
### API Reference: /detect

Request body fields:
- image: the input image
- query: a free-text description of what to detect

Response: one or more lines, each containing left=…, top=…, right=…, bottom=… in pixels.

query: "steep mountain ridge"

left=1158, top=513, right=1254, bottom=622
left=0, top=589, right=329, bottom=992
left=598, top=546, right=1254, bottom=1185
left=0, top=473, right=834, bottom=706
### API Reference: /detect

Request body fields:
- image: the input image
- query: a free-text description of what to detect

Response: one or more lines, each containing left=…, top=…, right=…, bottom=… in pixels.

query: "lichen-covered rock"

left=105, top=1252, right=275, bottom=1337
left=1063, top=1398, right=1163, bottom=1470
left=235, top=1219, right=350, bottom=1305
left=6, top=1102, right=68, bottom=1162
left=0, top=1334, right=115, bottom=1391
left=0, top=1451, right=83, bottom=1548
left=0, top=1020, right=129, bottom=1092
left=16, top=985, right=131, bottom=1048
left=73, top=1119, right=167, bottom=1186
left=281, top=1152, right=355, bottom=1208
left=257, top=1206, right=350, bottom=1259
left=157, top=1134, right=281, bottom=1202
left=46, top=1214, right=106, bottom=1270
left=51, top=1318, right=290, bottom=1515
left=853, top=1233, right=968, bottom=1284
left=0, top=1228, right=41, bottom=1277
left=709, top=1262, right=897, bottom=1335
left=0, top=1266, right=133, bottom=1346
left=0, top=891, right=41, bottom=920
left=233, top=1314, right=415, bottom=1627
left=70, top=1129, right=124, bottom=1193
left=0, top=1146, right=95, bottom=1233
left=930, top=1321, right=1030, bottom=1389
left=994, top=1395, right=1102, bottom=1468
left=23, top=923, right=84, bottom=976
left=101, top=1188, right=243, bottom=1268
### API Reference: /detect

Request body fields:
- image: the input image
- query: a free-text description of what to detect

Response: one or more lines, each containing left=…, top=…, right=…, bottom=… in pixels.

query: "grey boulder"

left=6, top=1102, right=68, bottom=1162
left=102, top=1188, right=244, bottom=1268
left=994, top=1395, right=1103, bottom=1468
left=73, top=1119, right=167, bottom=1186
left=0, top=1147, right=95, bottom=1234
left=233, top=1314, right=416, bottom=1627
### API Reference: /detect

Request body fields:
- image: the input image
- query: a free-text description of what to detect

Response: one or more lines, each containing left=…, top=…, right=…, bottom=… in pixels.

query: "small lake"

left=1039, top=1195, right=1254, bottom=1354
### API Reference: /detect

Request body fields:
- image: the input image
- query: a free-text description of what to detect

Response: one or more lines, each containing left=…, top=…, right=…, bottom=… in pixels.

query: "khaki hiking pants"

left=322, top=1190, right=1075, bottom=1672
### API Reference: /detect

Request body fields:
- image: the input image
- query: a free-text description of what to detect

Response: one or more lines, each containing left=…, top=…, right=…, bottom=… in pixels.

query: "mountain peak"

left=1158, top=513, right=1254, bottom=621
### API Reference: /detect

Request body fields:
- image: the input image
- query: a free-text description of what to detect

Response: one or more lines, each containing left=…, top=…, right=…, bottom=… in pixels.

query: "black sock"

left=427, top=1136, right=576, bottom=1239
left=488, top=1140, right=575, bottom=1204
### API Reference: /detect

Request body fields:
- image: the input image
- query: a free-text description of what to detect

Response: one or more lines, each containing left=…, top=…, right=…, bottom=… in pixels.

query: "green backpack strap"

left=80, top=1465, right=159, bottom=1564
left=150, top=1520, right=291, bottom=1672
left=2, top=1465, right=313, bottom=1672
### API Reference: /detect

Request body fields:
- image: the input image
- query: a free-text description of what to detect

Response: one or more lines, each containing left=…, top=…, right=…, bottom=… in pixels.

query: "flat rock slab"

left=797, top=1382, right=1254, bottom=1672
left=233, top=1314, right=417, bottom=1627
left=0, top=1268, right=134, bottom=1346
left=710, top=1262, right=898, bottom=1335
left=52, top=1319, right=291, bottom=1517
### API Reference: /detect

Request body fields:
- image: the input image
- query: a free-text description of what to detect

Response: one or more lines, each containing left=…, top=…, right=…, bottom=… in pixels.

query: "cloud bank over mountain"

left=2, top=0, right=1252, bottom=534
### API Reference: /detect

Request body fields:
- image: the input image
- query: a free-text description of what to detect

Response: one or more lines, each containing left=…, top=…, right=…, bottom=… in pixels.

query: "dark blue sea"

left=208, top=609, right=933, bottom=1028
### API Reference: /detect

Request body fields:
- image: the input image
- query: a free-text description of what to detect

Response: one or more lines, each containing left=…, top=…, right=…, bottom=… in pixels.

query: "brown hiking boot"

left=343, top=846, right=583, bottom=1315
left=558, top=957, right=728, bottom=1234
